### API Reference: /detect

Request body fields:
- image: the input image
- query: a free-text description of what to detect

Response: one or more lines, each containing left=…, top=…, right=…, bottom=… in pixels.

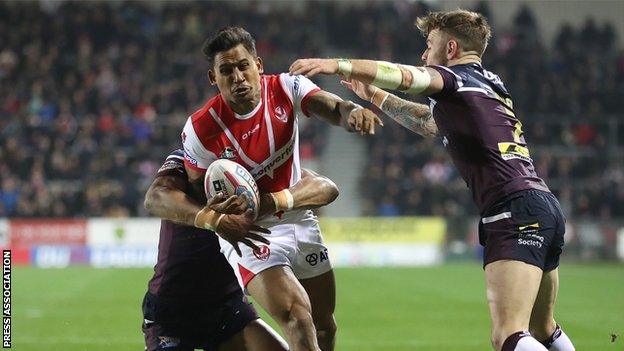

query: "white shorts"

left=218, top=210, right=332, bottom=290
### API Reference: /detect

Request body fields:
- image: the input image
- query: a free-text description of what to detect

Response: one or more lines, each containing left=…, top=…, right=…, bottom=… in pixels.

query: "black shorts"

left=479, top=189, right=566, bottom=271
left=142, top=291, right=259, bottom=351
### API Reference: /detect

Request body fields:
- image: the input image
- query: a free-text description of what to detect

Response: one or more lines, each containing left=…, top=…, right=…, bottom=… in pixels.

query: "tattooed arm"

left=341, top=79, right=437, bottom=138
left=380, top=93, right=437, bottom=138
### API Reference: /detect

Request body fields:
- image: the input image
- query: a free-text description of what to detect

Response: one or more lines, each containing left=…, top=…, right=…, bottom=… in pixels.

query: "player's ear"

left=207, top=70, right=217, bottom=85
left=255, top=57, right=264, bottom=74
left=446, top=40, right=457, bottom=59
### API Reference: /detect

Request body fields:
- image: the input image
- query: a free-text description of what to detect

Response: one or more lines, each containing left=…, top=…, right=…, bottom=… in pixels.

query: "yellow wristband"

left=270, top=189, right=294, bottom=211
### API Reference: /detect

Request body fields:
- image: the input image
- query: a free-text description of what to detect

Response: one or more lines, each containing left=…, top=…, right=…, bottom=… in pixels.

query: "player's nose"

left=233, top=68, right=245, bottom=82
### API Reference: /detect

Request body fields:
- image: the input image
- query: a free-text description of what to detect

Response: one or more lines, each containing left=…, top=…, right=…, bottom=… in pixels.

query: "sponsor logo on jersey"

left=220, top=147, right=237, bottom=160
left=181, top=131, right=187, bottom=143
left=242, top=123, right=260, bottom=140
left=183, top=151, right=198, bottom=166
left=253, top=245, right=270, bottom=261
left=251, top=139, right=295, bottom=179
left=274, top=106, right=288, bottom=123
left=498, top=142, right=532, bottom=162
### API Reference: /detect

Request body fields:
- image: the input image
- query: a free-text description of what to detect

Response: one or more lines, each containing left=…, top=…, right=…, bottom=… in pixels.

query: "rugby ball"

left=205, top=159, right=260, bottom=219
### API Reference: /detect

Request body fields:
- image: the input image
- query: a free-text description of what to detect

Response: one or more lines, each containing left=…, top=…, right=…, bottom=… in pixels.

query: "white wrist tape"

left=378, top=92, right=390, bottom=110
left=372, top=61, right=431, bottom=94
left=270, top=189, right=294, bottom=211
left=372, top=61, right=403, bottom=90
left=194, top=208, right=222, bottom=231
left=403, top=66, right=431, bottom=94
left=337, top=59, right=352, bottom=79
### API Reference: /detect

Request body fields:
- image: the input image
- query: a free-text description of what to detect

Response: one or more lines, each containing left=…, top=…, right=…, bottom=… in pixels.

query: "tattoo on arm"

left=381, top=93, right=437, bottom=138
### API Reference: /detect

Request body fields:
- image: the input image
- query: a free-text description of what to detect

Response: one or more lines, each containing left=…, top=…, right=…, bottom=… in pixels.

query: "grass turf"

left=13, top=263, right=624, bottom=350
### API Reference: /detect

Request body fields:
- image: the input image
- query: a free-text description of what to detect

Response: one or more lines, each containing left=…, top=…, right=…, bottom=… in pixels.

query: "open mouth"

left=233, top=86, right=251, bottom=96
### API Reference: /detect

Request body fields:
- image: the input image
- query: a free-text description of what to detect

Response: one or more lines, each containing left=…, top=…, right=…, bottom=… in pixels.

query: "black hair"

left=202, top=26, right=257, bottom=67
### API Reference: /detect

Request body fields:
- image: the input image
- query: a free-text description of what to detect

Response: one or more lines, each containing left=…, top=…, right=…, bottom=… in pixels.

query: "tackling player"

left=290, top=9, right=575, bottom=351
left=142, top=149, right=285, bottom=351
left=181, top=27, right=381, bottom=351
left=142, top=148, right=339, bottom=351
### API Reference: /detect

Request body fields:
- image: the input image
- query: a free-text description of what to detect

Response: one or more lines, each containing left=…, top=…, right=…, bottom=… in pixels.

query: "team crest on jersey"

left=220, top=147, right=237, bottom=160
left=253, top=245, right=271, bottom=261
left=274, top=106, right=288, bottom=123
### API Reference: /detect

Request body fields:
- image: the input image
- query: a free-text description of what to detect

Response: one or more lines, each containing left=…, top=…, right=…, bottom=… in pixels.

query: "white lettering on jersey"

left=251, top=131, right=296, bottom=179
left=242, top=123, right=260, bottom=140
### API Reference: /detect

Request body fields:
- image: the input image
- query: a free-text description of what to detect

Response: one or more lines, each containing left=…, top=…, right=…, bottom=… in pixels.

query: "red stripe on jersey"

left=300, top=87, right=322, bottom=117
left=238, top=263, right=256, bottom=287
left=190, top=95, right=224, bottom=152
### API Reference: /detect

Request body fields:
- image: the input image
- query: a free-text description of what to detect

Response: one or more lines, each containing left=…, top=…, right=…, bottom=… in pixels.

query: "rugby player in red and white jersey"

left=181, top=27, right=382, bottom=351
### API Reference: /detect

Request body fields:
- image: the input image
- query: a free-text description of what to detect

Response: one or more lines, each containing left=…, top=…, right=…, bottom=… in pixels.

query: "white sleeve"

left=279, top=73, right=321, bottom=114
left=181, top=117, right=218, bottom=171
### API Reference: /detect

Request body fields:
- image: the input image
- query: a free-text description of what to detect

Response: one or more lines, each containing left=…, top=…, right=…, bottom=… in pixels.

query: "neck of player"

left=230, top=93, right=261, bottom=115
left=448, top=53, right=482, bottom=67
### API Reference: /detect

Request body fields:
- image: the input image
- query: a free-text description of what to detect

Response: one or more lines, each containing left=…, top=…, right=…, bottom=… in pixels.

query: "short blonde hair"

left=416, top=10, right=492, bottom=56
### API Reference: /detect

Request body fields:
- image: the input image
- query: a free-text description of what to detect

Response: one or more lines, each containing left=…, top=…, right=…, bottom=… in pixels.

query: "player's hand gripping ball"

left=205, top=159, right=260, bottom=219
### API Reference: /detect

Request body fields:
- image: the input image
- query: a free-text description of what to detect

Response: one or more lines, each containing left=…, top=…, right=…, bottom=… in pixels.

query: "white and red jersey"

left=181, top=73, right=321, bottom=224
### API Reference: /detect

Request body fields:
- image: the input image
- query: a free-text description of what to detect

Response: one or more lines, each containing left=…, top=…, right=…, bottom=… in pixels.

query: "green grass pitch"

left=13, top=263, right=624, bottom=350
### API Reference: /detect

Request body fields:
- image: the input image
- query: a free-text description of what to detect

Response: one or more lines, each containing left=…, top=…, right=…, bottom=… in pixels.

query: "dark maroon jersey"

left=147, top=149, right=240, bottom=301
left=428, top=63, right=549, bottom=214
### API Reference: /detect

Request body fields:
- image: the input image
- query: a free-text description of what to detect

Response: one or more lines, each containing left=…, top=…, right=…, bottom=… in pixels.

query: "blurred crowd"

left=0, top=1, right=325, bottom=217
left=0, top=1, right=623, bottom=219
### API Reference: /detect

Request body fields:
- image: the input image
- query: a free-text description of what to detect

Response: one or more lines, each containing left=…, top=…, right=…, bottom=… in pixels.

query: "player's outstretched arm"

left=256, top=169, right=340, bottom=219
left=289, top=58, right=444, bottom=96
left=305, top=90, right=383, bottom=135
left=342, top=79, right=437, bottom=138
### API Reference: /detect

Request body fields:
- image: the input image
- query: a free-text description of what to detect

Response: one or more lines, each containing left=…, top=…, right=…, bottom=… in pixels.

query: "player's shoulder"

left=156, top=149, right=186, bottom=177
left=436, top=63, right=509, bottom=96
left=189, top=95, right=221, bottom=123
left=185, top=96, right=223, bottom=141
left=262, top=73, right=296, bottom=104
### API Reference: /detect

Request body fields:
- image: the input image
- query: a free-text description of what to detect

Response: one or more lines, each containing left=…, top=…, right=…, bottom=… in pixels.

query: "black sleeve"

left=156, top=150, right=186, bottom=178
left=427, top=65, right=461, bottom=97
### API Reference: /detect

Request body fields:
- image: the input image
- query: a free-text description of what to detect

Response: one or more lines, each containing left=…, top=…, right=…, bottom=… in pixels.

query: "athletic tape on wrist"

left=372, top=61, right=403, bottom=90
left=403, top=66, right=431, bottom=94
left=378, top=92, right=390, bottom=110
left=194, top=208, right=220, bottom=231
left=214, top=213, right=226, bottom=232
left=337, top=59, right=352, bottom=79
left=370, top=88, right=389, bottom=108
left=270, top=189, right=294, bottom=211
